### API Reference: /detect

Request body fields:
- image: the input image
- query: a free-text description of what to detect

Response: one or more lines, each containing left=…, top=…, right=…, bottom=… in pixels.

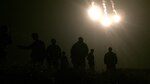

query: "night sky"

left=1, top=0, right=150, bottom=71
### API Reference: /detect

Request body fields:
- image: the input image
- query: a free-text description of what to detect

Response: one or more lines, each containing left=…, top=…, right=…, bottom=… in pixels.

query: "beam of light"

left=87, top=2, right=102, bottom=21
left=101, top=0, right=113, bottom=27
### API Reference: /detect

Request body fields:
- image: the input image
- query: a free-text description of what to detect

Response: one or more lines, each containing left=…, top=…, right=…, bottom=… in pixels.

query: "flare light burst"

left=87, top=1, right=121, bottom=27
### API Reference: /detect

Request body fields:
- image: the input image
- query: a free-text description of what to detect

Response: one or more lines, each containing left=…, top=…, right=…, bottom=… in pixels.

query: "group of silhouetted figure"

left=0, top=25, right=118, bottom=72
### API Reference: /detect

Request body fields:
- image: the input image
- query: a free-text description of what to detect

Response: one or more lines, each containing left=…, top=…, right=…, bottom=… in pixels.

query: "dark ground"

left=0, top=65, right=150, bottom=84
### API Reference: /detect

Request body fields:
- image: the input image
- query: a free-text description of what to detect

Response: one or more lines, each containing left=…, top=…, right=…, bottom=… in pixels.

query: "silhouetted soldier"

left=46, top=38, right=61, bottom=71
left=104, top=47, right=117, bottom=72
left=87, top=49, right=95, bottom=71
left=60, top=51, right=69, bottom=70
left=0, top=25, right=12, bottom=65
left=18, top=33, right=46, bottom=67
left=71, top=37, right=89, bottom=70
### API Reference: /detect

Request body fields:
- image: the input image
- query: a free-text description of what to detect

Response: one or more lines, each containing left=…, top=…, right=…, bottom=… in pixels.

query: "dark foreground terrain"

left=0, top=65, right=150, bottom=84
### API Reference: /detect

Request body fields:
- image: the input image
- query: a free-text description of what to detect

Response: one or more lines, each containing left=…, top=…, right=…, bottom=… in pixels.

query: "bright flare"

left=112, top=15, right=121, bottom=23
left=101, top=16, right=112, bottom=27
left=88, top=3, right=101, bottom=21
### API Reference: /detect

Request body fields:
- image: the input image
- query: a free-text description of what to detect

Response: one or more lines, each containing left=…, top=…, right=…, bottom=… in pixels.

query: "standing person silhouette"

left=71, top=37, right=89, bottom=70
left=18, top=33, right=46, bottom=68
left=87, top=49, right=95, bottom=71
left=104, top=47, right=117, bottom=72
left=60, top=51, right=69, bottom=70
left=0, top=25, right=12, bottom=66
left=46, top=38, right=61, bottom=71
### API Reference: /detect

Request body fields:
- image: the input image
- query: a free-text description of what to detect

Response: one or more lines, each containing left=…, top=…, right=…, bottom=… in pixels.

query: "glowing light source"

left=87, top=1, right=122, bottom=27
left=112, top=15, right=121, bottom=23
left=101, top=16, right=112, bottom=27
left=88, top=2, right=102, bottom=21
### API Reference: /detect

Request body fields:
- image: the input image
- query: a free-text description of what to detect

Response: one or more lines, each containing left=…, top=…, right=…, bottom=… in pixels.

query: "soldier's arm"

left=17, top=43, right=32, bottom=50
